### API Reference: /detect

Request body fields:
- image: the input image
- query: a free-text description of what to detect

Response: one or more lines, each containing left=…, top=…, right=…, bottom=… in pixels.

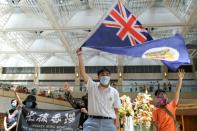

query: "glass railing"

left=0, top=83, right=197, bottom=100
left=115, top=85, right=197, bottom=93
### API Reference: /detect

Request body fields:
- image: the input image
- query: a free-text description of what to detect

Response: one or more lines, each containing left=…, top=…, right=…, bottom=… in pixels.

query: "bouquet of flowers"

left=119, top=95, right=134, bottom=118
left=119, top=95, right=134, bottom=130
left=133, top=93, right=154, bottom=128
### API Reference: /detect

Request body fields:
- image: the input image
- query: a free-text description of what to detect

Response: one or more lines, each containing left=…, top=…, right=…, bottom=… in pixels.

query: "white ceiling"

left=0, top=0, right=197, bottom=67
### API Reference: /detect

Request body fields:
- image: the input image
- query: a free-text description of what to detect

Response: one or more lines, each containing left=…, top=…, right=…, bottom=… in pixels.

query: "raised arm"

left=4, top=117, right=8, bottom=131
left=174, top=69, right=185, bottom=105
left=64, top=83, right=85, bottom=109
left=14, top=86, right=23, bottom=105
left=76, top=48, right=88, bottom=83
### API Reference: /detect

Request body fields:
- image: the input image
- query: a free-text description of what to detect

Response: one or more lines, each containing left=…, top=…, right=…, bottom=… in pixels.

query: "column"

left=192, top=58, right=197, bottom=79
left=34, top=65, right=40, bottom=86
left=0, top=66, right=2, bottom=78
left=162, top=65, right=168, bottom=81
left=75, top=66, right=80, bottom=86
left=117, top=66, right=123, bottom=87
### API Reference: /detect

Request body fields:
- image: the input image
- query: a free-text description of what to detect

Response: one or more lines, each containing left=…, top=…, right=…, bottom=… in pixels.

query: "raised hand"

left=13, top=85, right=18, bottom=92
left=76, top=48, right=82, bottom=56
left=175, top=69, right=185, bottom=105
left=177, top=69, right=185, bottom=80
left=64, top=83, right=72, bottom=93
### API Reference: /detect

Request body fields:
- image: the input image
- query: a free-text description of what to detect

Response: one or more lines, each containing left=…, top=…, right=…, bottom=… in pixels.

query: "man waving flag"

left=81, top=0, right=190, bottom=71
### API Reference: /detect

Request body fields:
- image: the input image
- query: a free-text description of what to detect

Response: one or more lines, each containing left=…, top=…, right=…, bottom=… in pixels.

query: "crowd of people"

left=127, top=81, right=172, bottom=93
left=0, top=80, right=174, bottom=100
left=2, top=48, right=185, bottom=131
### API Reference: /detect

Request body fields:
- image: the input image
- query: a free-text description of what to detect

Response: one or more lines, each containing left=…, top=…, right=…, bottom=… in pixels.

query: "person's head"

left=23, top=95, right=37, bottom=108
left=154, top=89, right=168, bottom=107
left=97, top=68, right=111, bottom=87
left=10, top=99, right=18, bottom=108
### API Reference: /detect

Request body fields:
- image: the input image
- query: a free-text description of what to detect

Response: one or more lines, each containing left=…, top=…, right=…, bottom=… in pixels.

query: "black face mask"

left=25, top=102, right=33, bottom=108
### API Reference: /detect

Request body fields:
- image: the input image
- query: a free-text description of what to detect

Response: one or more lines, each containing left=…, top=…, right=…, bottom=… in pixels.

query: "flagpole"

left=79, top=0, right=119, bottom=47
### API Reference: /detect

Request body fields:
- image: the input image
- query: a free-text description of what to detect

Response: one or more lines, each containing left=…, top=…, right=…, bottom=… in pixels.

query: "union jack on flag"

left=102, top=0, right=152, bottom=46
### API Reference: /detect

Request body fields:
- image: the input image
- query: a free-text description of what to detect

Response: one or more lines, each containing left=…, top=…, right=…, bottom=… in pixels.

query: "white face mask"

left=100, top=76, right=110, bottom=85
left=11, top=103, right=17, bottom=108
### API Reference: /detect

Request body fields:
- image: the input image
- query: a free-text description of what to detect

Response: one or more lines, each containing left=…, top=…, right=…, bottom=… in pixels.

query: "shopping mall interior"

left=0, top=0, right=197, bottom=131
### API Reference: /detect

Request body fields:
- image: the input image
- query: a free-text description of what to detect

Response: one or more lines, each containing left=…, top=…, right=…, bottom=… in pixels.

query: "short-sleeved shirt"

left=153, top=100, right=177, bottom=131
left=87, top=77, right=121, bottom=119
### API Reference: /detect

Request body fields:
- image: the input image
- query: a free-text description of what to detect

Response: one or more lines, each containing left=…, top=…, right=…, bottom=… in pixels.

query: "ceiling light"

left=59, top=0, right=64, bottom=4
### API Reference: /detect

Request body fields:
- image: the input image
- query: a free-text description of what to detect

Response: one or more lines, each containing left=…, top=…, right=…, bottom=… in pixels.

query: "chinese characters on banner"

left=17, top=107, right=81, bottom=131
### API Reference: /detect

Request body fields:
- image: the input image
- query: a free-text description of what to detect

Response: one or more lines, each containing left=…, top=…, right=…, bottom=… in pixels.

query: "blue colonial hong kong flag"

left=81, top=0, right=190, bottom=71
